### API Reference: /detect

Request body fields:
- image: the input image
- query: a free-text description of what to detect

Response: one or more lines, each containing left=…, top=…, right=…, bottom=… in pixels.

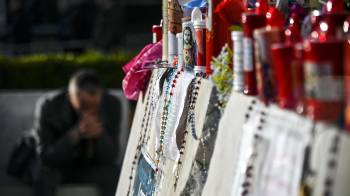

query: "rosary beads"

left=188, top=77, right=202, bottom=140
left=241, top=106, right=266, bottom=196
left=126, top=73, right=156, bottom=196
left=173, top=76, right=202, bottom=189
left=156, top=67, right=184, bottom=173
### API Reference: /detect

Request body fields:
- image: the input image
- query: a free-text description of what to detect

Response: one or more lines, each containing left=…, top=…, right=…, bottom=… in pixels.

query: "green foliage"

left=212, top=44, right=233, bottom=96
left=0, top=50, right=134, bottom=89
left=229, top=25, right=243, bottom=32
left=211, top=44, right=233, bottom=110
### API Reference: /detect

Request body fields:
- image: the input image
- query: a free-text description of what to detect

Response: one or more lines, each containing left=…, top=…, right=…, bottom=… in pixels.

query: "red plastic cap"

left=266, top=7, right=285, bottom=28
left=152, top=25, right=162, bottom=33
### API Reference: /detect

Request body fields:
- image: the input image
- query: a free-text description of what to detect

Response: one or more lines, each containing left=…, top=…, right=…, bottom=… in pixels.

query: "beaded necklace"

left=231, top=99, right=257, bottom=196
left=240, top=107, right=266, bottom=196
left=126, top=73, right=156, bottom=196
left=173, top=76, right=202, bottom=189
left=142, top=71, right=165, bottom=146
left=156, top=67, right=184, bottom=173
left=188, top=77, right=203, bottom=141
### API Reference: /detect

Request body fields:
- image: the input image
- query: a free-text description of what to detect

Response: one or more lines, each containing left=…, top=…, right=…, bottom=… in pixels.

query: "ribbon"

left=183, top=0, right=208, bottom=9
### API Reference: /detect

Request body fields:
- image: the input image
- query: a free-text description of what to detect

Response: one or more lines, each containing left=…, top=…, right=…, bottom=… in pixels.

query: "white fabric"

left=311, top=124, right=350, bottom=196
left=117, top=74, right=350, bottom=196
left=202, top=92, right=255, bottom=196
left=231, top=101, right=264, bottom=196
left=258, top=106, right=312, bottom=196
left=159, top=71, right=194, bottom=160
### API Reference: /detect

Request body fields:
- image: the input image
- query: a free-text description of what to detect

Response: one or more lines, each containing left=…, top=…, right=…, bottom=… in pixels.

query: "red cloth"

left=206, top=0, right=245, bottom=75
left=215, top=0, right=245, bottom=25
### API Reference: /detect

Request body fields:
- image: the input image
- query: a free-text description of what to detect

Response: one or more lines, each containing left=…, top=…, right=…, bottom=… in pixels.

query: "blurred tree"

left=58, top=0, right=96, bottom=40
left=32, top=0, right=58, bottom=24
left=93, top=0, right=126, bottom=50
left=6, top=0, right=33, bottom=43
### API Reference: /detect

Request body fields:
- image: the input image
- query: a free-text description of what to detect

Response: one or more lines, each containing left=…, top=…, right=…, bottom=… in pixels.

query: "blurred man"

left=33, top=69, right=121, bottom=196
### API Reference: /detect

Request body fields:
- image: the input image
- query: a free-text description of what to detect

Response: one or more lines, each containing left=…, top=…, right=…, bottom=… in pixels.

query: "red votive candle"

left=152, top=25, right=163, bottom=43
left=345, top=40, right=350, bottom=131
left=271, top=44, right=296, bottom=109
left=194, top=19, right=206, bottom=77
left=293, top=44, right=306, bottom=114
left=303, top=40, right=344, bottom=122
left=254, top=27, right=285, bottom=104
left=242, top=13, right=266, bottom=96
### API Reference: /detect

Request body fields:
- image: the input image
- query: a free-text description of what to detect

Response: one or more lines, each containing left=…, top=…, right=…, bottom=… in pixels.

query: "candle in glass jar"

left=254, top=27, right=284, bottom=104
left=303, top=40, right=344, bottom=122
left=152, top=25, right=162, bottom=43
left=168, top=0, right=183, bottom=66
left=182, top=18, right=197, bottom=72
left=177, top=33, right=183, bottom=68
left=293, top=43, right=306, bottom=114
left=242, top=13, right=266, bottom=96
left=168, top=32, right=178, bottom=66
left=345, top=39, right=350, bottom=131
left=192, top=7, right=206, bottom=77
left=271, top=44, right=296, bottom=109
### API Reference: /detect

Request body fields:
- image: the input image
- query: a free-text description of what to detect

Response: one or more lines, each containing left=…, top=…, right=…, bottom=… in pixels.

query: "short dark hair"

left=70, top=69, right=102, bottom=94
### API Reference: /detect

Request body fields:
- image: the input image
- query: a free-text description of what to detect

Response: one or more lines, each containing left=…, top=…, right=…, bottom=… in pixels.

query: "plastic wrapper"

left=122, top=42, right=162, bottom=100
left=183, top=0, right=208, bottom=9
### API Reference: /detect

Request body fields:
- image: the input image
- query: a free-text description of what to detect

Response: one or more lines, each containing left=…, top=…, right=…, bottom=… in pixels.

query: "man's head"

left=68, top=69, right=103, bottom=113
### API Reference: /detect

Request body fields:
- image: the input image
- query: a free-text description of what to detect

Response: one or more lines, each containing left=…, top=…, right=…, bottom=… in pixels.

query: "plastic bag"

left=122, top=42, right=162, bottom=100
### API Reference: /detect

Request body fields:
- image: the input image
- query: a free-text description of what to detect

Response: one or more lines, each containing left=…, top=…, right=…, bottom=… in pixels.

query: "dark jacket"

left=34, top=89, right=121, bottom=168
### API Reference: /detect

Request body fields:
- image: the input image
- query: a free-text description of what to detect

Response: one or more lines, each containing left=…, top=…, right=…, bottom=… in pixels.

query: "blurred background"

left=2, top=0, right=161, bottom=53
left=0, top=0, right=161, bottom=195
left=0, top=0, right=162, bottom=89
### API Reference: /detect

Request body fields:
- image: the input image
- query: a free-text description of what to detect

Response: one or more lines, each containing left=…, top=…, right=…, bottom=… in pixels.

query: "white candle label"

left=243, top=38, right=254, bottom=72
left=234, top=38, right=244, bottom=71
left=153, top=33, right=157, bottom=44
left=233, top=33, right=244, bottom=92
left=304, top=62, right=343, bottom=101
